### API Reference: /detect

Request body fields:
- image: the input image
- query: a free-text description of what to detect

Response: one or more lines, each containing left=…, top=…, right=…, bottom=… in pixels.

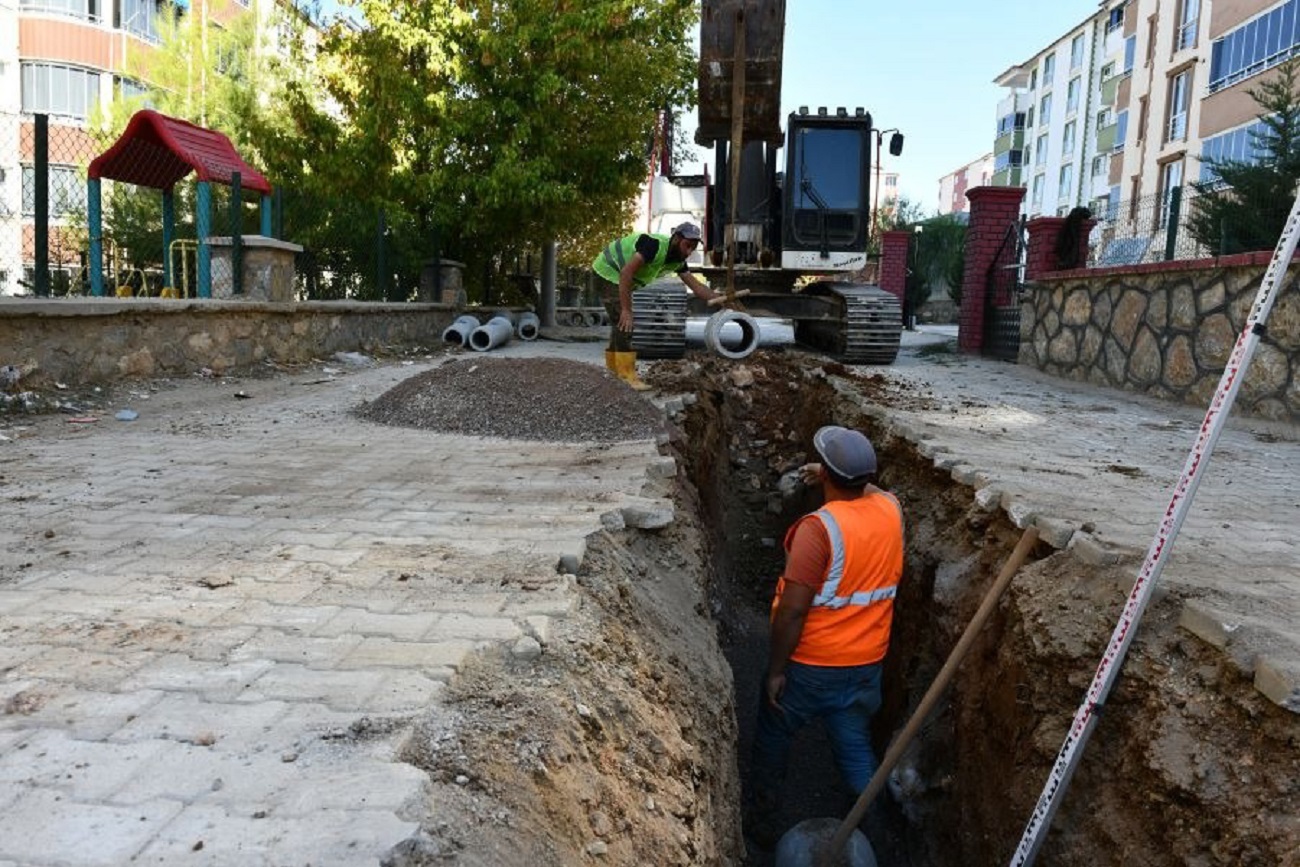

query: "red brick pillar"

left=878, top=229, right=911, bottom=306
left=1025, top=216, right=1098, bottom=279
left=959, top=186, right=1026, bottom=354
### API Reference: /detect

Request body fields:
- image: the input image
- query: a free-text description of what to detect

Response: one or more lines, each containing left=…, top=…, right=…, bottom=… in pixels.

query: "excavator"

left=633, top=0, right=905, bottom=364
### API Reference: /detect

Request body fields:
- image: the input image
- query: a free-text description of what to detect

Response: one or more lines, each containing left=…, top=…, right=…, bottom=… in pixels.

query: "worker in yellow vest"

left=591, top=222, right=718, bottom=390
left=747, top=425, right=905, bottom=846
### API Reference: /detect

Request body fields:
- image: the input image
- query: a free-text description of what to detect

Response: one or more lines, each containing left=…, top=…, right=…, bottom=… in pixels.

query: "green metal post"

left=162, top=189, right=175, bottom=290
left=88, top=178, right=104, bottom=297
left=197, top=181, right=212, bottom=297
left=231, top=172, right=243, bottom=295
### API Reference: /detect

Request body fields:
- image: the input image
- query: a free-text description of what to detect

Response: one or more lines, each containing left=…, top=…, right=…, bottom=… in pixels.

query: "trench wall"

left=0, top=299, right=461, bottom=387
left=1018, top=255, right=1300, bottom=422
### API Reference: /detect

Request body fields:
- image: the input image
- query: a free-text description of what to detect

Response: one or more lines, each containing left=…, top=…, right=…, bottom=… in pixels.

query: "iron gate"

left=984, top=215, right=1027, bottom=362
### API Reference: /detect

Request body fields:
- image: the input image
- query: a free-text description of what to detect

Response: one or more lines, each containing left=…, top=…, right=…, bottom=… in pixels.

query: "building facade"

left=993, top=1, right=1129, bottom=221
left=0, top=0, right=311, bottom=296
left=937, top=152, right=993, bottom=215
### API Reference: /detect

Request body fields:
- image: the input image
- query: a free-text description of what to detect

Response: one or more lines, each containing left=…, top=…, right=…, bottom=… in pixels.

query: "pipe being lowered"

left=683, top=312, right=794, bottom=359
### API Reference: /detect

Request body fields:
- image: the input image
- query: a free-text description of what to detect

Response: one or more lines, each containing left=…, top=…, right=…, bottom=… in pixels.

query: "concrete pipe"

left=684, top=315, right=794, bottom=350
left=517, top=311, right=541, bottom=341
left=469, top=315, right=514, bottom=352
left=702, top=310, right=762, bottom=360
left=442, top=314, right=481, bottom=347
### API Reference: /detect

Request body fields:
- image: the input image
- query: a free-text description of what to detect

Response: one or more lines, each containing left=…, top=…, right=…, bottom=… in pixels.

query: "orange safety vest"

left=772, top=493, right=904, bottom=667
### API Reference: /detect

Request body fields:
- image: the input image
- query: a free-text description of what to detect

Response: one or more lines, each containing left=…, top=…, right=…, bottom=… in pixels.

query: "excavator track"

left=796, top=282, right=902, bottom=365
left=631, top=284, right=689, bottom=359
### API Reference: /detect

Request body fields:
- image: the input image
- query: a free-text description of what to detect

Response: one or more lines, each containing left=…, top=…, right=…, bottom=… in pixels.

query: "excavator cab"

left=781, top=110, right=874, bottom=271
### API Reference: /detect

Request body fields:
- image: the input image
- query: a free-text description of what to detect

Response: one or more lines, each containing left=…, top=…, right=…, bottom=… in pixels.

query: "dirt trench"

left=387, top=349, right=1297, bottom=866
left=649, top=350, right=1298, bottom=866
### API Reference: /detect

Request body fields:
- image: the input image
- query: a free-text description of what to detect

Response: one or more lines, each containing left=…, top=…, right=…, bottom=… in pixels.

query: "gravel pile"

left=356, top=357, right=666, bottom=442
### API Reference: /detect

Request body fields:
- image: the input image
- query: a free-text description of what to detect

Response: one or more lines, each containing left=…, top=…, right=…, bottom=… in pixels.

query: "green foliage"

left=314, top=0, right=699, bottom=295
left=1189, top=58, right=1300, bottom=255
left=895, top=208, right=965, bottom=315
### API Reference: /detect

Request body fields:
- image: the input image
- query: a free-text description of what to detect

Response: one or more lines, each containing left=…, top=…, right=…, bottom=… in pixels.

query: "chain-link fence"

left=0, top=113, right=99, bottom=296
left=1089, top=186, right=1211, bottom=267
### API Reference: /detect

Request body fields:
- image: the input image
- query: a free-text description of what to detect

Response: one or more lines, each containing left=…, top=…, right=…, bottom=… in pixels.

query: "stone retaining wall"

left=1019, top=256, right=1300, bottom=420
left=0, top=298, right=460, bottom=388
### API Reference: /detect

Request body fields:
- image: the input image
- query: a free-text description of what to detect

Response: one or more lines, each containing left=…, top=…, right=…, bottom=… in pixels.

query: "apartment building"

left=0, top=0, right=311, bottom=295
left=993, top=1, right=1130, bottom=220
left=937, top=152, right=993, bottom=216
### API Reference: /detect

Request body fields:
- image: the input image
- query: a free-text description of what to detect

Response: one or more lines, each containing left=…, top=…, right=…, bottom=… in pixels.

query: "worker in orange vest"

left=747, top=425, right=904, bottom=845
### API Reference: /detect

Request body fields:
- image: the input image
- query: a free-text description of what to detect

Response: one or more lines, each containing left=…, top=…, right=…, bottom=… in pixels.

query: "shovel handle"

left=818, top=527, right=1041, bottom=866
left=707, top=289, right=751, bottom=307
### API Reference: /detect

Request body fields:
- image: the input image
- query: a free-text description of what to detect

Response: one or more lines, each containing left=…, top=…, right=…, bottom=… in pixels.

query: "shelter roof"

left=88, top=109, right=271, bottom=194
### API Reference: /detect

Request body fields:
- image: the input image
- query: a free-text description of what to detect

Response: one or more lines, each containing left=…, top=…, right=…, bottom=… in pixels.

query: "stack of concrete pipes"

left=440, top=311, right=541, bottom=351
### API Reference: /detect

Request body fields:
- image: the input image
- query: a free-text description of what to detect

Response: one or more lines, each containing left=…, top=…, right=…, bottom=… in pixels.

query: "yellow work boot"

left=605, top=349, right=617, bottom=372
left=614, top=351, right=651, bottom=391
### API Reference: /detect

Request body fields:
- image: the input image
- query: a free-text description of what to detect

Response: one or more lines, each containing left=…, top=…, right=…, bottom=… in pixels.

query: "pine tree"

left=1189, top=58, right=1300, bottom=255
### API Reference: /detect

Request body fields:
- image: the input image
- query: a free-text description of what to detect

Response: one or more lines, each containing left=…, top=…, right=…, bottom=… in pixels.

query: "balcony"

left=1096, top=122, right=1119, bottom=152
left=1101, top=75, right=1119, bottom=106
left=994, top=128, right=1026, bottom=155
left=992, top=167, right=1023, bottom=187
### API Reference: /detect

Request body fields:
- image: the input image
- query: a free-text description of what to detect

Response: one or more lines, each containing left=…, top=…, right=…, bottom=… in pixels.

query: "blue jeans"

left=750, top=660, right=883, bottom=811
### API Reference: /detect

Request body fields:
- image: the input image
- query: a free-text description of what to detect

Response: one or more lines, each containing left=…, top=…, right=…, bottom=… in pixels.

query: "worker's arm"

left=766, top=581, right=815, bottom=710
left=679, top=270, right=718, bottom=302
left=617, top=254, right=647, bottom=333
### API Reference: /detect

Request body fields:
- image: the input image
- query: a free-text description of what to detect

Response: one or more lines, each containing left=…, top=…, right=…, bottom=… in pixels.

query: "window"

left=1200, top=119, right=1269, bottom=182
left=1066, top=77, right=1081, bottom=114
left=1177, top=0, right=1200, bottom=52
left=1032, top=174, right=1045, bottom=208
left=1043, top=54, right=1056, bottom=84
left=1101, top=62, right=1115, bottom=81
left=20, top=63, right=100, bottom=120
left=1071, top=34, right=1086, bottom=69
left=1106, top=5, right=1124, bottom=35
left=1058, top=164, right=1074, bottom=199
left=1092, top=154, right=1109, bottom=177
left=1115, top=109, right=1129, bottom=151
left=1107, top=185, right=1121, bottom=220
left=22, top=165, right=87, bottom=218
left=1039, top=93, right=1052, bottom=125
left=1209, top=0, right=1300, bottom=94
left=1036, top=133, right=1048, bottom=165
left=994, top=150, right=1024, bottom=172
left=1123, top=35, right=1137, bottom=75
left=1158, top=159, right=1185, bottom=228
left=118, top=0, right=162, bottom=43
left=19, top=0, right=98, bottom=21
left=1030, top=69, right=1038, bottom=90
left=1098, top=108, right=1114, bottom=129
left=1168, top=69, right=1191, bottom=142
left=1062, top=121, right=1076, bottom=156
left=1026, top=106, right=1035, bottom=128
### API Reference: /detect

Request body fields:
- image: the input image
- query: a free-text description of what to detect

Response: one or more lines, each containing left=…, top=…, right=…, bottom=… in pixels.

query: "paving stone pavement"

left=0, top=345, right=670, bottom=866
left=870, top=327, right=1300, bottom=713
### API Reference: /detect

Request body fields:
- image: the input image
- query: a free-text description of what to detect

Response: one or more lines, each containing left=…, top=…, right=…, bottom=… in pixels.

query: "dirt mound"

left=356, top=357, right=665, bottom=442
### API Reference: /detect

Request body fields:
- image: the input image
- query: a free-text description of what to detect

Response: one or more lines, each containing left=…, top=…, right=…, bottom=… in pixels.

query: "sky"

left=677, top=0, right=1101, bottom=214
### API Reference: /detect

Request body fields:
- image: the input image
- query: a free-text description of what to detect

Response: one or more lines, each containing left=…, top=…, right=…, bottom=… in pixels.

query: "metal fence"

left=1088, top=186, right=1211, bottom=267
left=5, top=113, right=572, bottom=305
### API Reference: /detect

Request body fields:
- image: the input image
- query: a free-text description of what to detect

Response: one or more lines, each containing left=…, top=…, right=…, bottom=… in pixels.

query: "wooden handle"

left=819, top=527, right=1041, bottom=866
left=706, top=289, right=751, bottom=307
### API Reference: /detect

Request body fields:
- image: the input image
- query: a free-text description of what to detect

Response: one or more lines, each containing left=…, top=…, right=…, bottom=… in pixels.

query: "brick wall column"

left=878, top=229, right=912, bottom=306
left=1026, top=216, right=1100, bottom=279
left=959, top=186, right=1026, bottom=354
left=1025, top=217, right=1066, bottom=281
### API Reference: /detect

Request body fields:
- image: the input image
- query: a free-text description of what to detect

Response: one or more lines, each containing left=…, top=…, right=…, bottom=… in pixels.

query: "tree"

left=314, top=0, right=699, bottom=296
left=910, top=214, right=967, bottom=310
left=1188, top=57, right=1300, bottom=255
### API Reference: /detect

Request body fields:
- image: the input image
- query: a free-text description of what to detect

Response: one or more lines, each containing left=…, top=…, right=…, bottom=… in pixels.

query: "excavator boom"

left=696, top=0, right=786, bottom=145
